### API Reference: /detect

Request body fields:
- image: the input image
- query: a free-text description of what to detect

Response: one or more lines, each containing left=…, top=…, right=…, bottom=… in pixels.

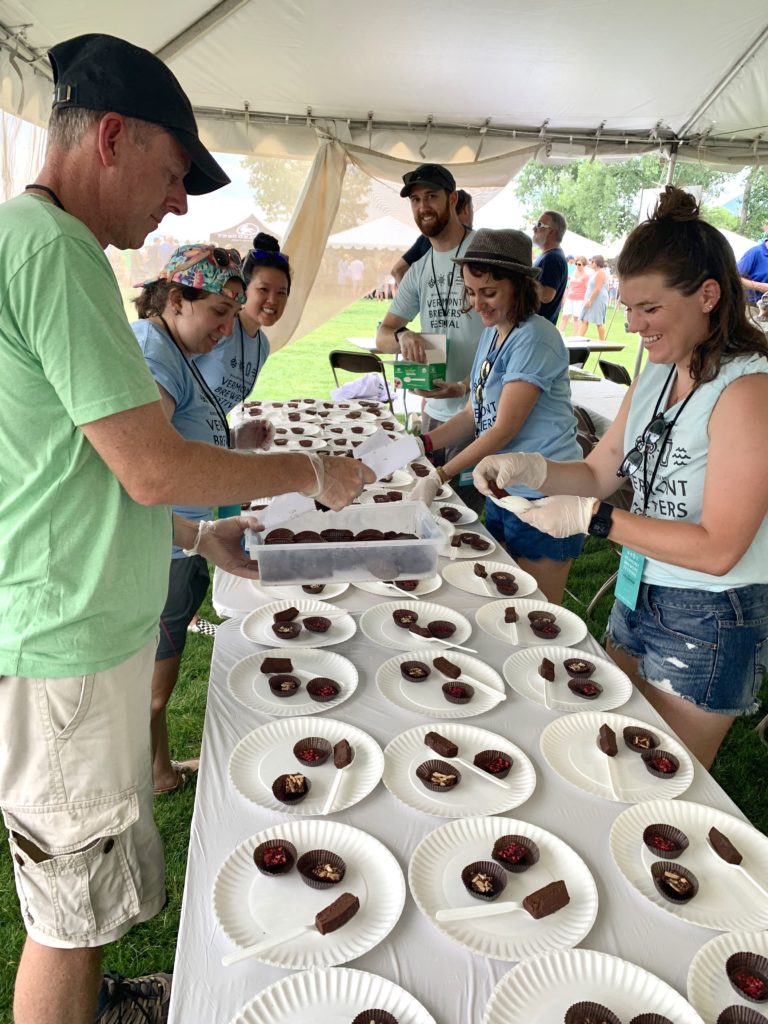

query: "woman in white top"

left=473, top=187, right=768, bottom=768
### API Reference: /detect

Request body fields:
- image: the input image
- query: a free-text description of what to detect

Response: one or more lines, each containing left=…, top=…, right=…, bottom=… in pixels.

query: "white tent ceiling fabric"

left=2, top=1, right=768, bottom=343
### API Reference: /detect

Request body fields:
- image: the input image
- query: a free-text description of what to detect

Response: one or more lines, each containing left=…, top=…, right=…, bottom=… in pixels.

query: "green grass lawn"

left=0, top=298, right=764, bottom=1017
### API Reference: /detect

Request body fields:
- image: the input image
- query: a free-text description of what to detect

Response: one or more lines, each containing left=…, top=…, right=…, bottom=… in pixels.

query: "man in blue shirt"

left=737, top=229, right=768, bottom=305
left=532, top=210, right=568, bottom=324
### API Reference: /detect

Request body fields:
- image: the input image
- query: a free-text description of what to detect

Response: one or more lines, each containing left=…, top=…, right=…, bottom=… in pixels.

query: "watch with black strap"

left=587, top=501, right=614, bottom=538
left=393, top=325, right=407, bottom=345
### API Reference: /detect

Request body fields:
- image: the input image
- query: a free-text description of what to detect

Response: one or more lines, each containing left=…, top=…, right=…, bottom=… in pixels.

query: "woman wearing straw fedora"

left=412, top=228, right=582, bottom=603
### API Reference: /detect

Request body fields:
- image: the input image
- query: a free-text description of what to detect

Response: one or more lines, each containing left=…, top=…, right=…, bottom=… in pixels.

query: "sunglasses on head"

left=617, top=413, right=669, bottom=478
left=173, top=245, right=241, bottom=275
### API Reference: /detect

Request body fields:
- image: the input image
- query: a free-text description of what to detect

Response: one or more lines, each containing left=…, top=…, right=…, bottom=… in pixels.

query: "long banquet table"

left=168, top=501, right=751, bottom=1024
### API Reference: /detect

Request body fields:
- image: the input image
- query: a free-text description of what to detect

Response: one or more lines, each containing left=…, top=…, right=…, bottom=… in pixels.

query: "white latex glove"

left=515, top=495, right=598, bottom=538
left=411, top=436, right=426, bottom=457
left=184, top=516, right=262, bottom=579
left=303, top=453, right=375, bottom=511
left=233, top=418, right=275, bottom=451
left=410, top=470, right=442, bottom=507
left=473, top=452, right=548, bottom=496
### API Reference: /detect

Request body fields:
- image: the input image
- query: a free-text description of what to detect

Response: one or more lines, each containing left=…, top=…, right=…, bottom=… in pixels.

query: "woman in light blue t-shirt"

left=413, top=227, right=581, bottom=604
left=195, top=232, right=291, bottom=415
left=474, top=187, right=768, bottom=769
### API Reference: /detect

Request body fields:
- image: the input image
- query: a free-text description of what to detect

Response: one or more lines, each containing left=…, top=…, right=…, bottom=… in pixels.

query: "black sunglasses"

left=617, top=414, right=669, bottom=478
left=212, top=247, right=241, bottom=268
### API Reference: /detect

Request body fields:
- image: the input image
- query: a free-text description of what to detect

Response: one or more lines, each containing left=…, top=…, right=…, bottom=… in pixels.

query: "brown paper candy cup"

left=492, top=834, right=540, bottom=873
left=416, top=759, right=461, bottom=792
left=651, top=860, right=699, bottom=903
left=268, top=674, right=302, bottom=698
left=460, top=860, right=507, bottom=902
left=717, top=1006, right=768, bottom=1024
left=473, top=749, right=513, bottom=779
left=726, top=951, right=768, bottom=1003
left=564, top=1002, right=621, bottom=1024
left=567, top=679, right=603, bottom=700
left=296, top=849, right=346, bottom=890
left=441, top=682, right=474, bottom=705
left=642, top=749, right=680, bottom=779
left=351, top=1012, right=399, bottom=1024
left=629, top=1015, right=675, bottom=1024
left=307, top=678, right=341, bottom=702
left=642, top=823, right=689, bottom=859
left=252, top=838, right=297, bottom=876
left=292, top=736, right=332, bottom=767
left=271, top=773, right=311, bottom=805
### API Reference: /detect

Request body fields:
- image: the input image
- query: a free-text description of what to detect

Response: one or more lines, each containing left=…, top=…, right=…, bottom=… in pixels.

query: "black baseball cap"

left=400, top=163, right=456, bottom=197
left=48, top=33, right=229, bottom=196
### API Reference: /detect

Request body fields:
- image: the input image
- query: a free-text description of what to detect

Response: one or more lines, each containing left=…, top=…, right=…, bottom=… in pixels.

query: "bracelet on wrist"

left=436, top=466, right=451, bottom=484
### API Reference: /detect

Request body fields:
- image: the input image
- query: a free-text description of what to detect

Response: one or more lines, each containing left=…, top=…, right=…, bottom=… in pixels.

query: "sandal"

left=154, top=759, right=200, bottom=795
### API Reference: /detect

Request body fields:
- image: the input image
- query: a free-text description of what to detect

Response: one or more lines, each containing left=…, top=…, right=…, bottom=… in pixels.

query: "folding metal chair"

left=328, top=350, right=395, bottom=414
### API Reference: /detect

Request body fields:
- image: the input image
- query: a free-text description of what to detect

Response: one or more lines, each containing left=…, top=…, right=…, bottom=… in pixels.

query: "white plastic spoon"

left=322, top=747, right=356, bottom=815
left=707, top=839, right=768, bottom=900
left=221, top=923, right=312, bottom=966
left=436, top=900, right=527, bottom=922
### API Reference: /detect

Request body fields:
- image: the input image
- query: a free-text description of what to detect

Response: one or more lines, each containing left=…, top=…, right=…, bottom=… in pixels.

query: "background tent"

left=2, top=1, right=768, bottom=344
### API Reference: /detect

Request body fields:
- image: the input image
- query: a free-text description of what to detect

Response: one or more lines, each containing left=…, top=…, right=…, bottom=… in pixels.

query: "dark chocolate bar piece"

left=261, top=657, right=293, bottom=674
left=424, top=731, right=459, bottom=758
left=708, top=826, right=743, bottom=865
left=273, top=606, right=300, bottom=622
left=597, top=723, right=618, bottom=756
left=333, top=739, right=353, bottom=769
left=539, top=658, right=555, bottom=682
left=522, top=879, right=570, bottom=919
left=314, top=892, right=360, bottom=935
left=433, top=656, right=461, bottom=679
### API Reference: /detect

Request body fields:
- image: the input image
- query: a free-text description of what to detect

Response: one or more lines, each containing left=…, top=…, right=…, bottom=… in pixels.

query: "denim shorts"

left=485, top=498, right=585, bottom=562
left=156, top=554, right=210, bottom=661
left=606, top=583, right=768, bottom=715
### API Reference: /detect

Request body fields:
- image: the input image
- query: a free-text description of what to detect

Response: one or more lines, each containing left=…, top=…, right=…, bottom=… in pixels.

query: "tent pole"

left=665, top=149, right=678, bottom=184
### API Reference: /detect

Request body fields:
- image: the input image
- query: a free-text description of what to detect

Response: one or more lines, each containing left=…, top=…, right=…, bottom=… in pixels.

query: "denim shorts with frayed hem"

left=606, top=582, right=768, bottom=715
left=485, top=498, right=584, bottom=562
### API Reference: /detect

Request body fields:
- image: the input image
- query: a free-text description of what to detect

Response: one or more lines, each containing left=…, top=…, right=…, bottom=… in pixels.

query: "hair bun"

left=253, top=232, right=280, bottom=252
left=653, top=185, right=700, bottom=223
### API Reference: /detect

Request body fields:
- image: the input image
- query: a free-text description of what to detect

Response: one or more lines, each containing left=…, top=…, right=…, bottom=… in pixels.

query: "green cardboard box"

left=394, top=356, right=447, bottom=391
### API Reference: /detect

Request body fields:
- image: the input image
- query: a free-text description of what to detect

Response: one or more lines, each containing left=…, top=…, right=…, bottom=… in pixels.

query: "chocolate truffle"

left=253, top=838, right=297, bottom=876
left=307, top=678, right=341, bottom=702
left=264, top=528, right=294, bottom=545
left=351, top=1011, right=399, bottom=1024
left=563, top=658, right=595, bottom=677
left=528, top=610, right=555, bottom=625
left=642, top=823, right=689, bottom=859
left=622, top=726, right=660, bottom=752
left=271, top=622, right=301, bottom=640
left=301, top=583, right=326, bottom=594
left=412, top=463, right=430, bottom=477
left=355, top=529, right=385, bottom=541
left=564, top=1002, right=621, bottom=1024
left=268, top=674, right=301, bottom=697
left=303, top=616, right=332, bottom=633
left=487, top=479, right=507, bottom=499
left=297, top=849, right=346, bottom=890
left=460, top=860, right=507, bottom=901
left=470, top=537, right=491, bottom=551
left=726, top=951, right=768, bottom=1002
left=293, top=530, right=324, bottom=543
left=708, top=826, right=743, bottom=865
left=314, top=892, right=360, bottom=934
left=441, top=682, right=474, bottom=704
left=293, top=736, right=332, bottom=766
left=473, top=749, right=512, bottom=778
left=642, top=750, right=680, bottom=778
left=716, top=1008, right=767, bottom=1024
left=432, top=656, right=461, bottom=679
left=522, top=879, right=570, bottom=918
left=628, top=1016, right=675, bottom=1024
left=416, top=759, right=460, bottom=791
left=393, top=579, right=418, bottom=591
left=439, top=506, right=461, bottom=523
left=424, top=731, right=459, bottom=758
left=597, top=723, right=618, bottom=756
left=428, top=620, right=456, bottom=639
left=492, top=834, right=540, bottom=873
left=320, top=528, right=355, bottom=542
left=530, top=619, right=561, bottom=640
left=271, top=772, right=310, bottom=805
left=400, top=660, right=431, bottom=681
left=393, top=610, right=419, bottom=630
left=567, top=679, right=603, bottom=700
left=651, top=861, right=699, bottom=903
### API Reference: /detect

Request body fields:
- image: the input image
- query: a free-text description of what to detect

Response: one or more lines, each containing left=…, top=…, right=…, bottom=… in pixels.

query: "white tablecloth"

left=571, top=378, right=628, bottom=430
left=169, top=534, right=746, bottom=1024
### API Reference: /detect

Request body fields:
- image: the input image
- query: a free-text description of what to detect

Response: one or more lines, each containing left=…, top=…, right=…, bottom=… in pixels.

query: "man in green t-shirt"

left=0, top=34, right=371, bottom=1024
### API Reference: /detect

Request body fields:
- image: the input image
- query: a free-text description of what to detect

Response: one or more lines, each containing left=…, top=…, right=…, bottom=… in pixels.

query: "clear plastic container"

left=246, top=501, right=445, bottom=584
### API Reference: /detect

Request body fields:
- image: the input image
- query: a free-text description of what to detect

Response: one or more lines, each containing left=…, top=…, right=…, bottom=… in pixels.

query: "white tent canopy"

left=2, top=2, right=767, bottom=343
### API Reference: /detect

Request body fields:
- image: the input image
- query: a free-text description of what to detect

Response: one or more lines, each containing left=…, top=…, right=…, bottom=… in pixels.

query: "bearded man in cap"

left=0, top=33, right=370, bottom=1024
left=376, top=163, right=483, bottom=508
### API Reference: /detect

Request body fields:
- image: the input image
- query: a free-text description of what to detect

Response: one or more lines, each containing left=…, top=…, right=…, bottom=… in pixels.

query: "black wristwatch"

left=587, top=501, right=614, bottom=538
left=393, top=326, right=407, bottom=344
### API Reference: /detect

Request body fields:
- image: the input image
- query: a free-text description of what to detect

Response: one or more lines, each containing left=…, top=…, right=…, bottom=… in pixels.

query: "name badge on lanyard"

left=614, top=547, right=646, bottom=611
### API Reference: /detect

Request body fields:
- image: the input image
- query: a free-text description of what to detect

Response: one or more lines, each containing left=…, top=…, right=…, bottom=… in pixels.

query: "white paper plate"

left=438, top=529, right=496, bottom=559
left=228, top=648, right=358, bottom=717
left=241, top=599, right=356, bottom=648
left=540, top=711, right=693, bottom=803
left=475, top=597, right=587, bottom=647
left=280, top=438, right=329, bottom=452
left=228, top=967, right=437, bottom=1024
left=377, top=648, right=506, bottom=719
left=503, top=645, right=633, bottom=712
left=229, top=716, right=384, bottom=815
left=328, top=410, right=378, bottom=422
left=441, top=558, right=538, bottom=599
left=431, top=502, right=478, bottom=527
left=610, top=799, right=768, bottom=931
left=483, top=948, right=705, bottom=1024
left=362, top=469, right=414, bottom=489
left=358, top=489, right=413, bottom=505
left=271, top=422, right=322, bottom=436
left=213, top=819, right=405, bottom=969
left=409, top=815, right=597, bottom=961
left=383, top=723, right=536, bottom=817
left=249, top=580, right=350, bottom=602
left=359, top=600, right=472, bottom=650
left=687, top=930, right=768, bottom=1023
left=352, top=575, right=442, bottom=599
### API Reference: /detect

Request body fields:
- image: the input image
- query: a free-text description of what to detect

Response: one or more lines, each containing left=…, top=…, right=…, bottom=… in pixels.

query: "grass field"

left=0, top=298, right=764, bottom=1017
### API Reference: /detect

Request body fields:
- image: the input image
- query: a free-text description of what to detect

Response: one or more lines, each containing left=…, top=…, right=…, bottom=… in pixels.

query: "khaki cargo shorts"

left=0, top=640, right=166, bottom=948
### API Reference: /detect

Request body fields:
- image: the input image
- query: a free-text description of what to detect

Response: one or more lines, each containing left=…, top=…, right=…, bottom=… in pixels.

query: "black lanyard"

left=429, top=227, right=469, bottom=323
left=473, top=326, right=515, bottom=436
left=25, top=184, right=66, bottom=210
left=158, top=316, right=231, bottom=448
left=641, top=366, right=697, bottom=515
